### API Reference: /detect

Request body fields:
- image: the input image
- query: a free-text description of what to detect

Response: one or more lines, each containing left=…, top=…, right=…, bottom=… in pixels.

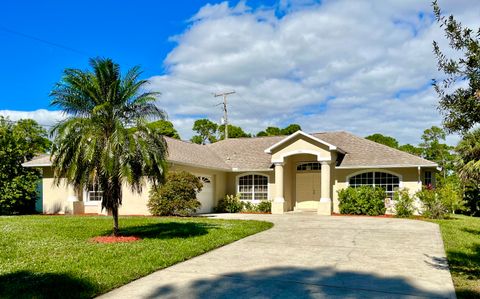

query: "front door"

left=295, top=172, right=320, bottom=210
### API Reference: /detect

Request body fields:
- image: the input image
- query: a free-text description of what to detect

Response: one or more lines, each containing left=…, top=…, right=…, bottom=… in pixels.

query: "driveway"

left=98, top=213, right=455, bottom=298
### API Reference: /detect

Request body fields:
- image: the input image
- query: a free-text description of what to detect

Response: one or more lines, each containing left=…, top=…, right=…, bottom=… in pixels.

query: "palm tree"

left=50, top=58, right=168, bottom=235
left=456, top=129, right=480, bottom=185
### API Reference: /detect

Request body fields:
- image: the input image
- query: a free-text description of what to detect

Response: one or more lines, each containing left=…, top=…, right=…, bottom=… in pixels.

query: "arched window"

left=348, top=172, right=400, bottom=198
left=238, top=174, right=268, bottom=201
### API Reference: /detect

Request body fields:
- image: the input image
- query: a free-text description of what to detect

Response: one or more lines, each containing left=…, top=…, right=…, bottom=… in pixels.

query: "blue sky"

left=0, top=0, right=478, bottom=144
left=0, top=0, right=234, bottom=110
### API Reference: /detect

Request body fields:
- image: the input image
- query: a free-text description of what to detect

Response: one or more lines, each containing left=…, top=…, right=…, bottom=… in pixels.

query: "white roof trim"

left=336, top=164, right=438, bottom=169
left=264, top=130, right=339, bottom=154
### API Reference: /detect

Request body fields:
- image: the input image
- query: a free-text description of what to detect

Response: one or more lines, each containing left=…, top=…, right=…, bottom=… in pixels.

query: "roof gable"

left=264, top=131, right=339, bottom=154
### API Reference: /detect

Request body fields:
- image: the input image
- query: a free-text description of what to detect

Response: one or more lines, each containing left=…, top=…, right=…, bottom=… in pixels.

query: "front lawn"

left=431, top=215, right=480, bottom=298
left=0, top=215, right=272, bottom=299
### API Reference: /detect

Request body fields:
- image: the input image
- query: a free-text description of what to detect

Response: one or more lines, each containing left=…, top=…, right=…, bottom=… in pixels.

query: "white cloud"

left=7, top=0, right=477, bottom=145
left=0, top=109, right=66, bottom=129
left=150, top=0, right=478, bottom=145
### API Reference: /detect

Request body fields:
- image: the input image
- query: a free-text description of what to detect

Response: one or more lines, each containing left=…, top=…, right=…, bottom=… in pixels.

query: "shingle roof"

left=23, top=131, right=437, bottom=170
left=207, top=136, right=285, bottom=170
left=164, top=137, right=230, bottom=170
left=312, top=131, right=437, bottom=168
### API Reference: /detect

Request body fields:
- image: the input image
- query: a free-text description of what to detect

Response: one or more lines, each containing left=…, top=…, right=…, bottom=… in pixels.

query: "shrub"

left=257, top=201, right=272, bottom=213
left=338, top=186, right=387, bottom=216
left=416, top=187, right=448, bottom=219
left=215, top=194, right=242, bottom=213
left=148, top=171, right=202, bottom=216
left=393, top=188, right=415, bottom=218
left=241, top=201, right=256, bottom=212
left=437, top=180, right=467, bottom=214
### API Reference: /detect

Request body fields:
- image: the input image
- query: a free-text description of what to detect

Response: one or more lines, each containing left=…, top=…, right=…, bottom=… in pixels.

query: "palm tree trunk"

left=112, top=205, right=119, bottom=236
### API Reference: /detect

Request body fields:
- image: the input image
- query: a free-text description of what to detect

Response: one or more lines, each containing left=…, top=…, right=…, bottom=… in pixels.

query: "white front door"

left=295, top=172, right=321, bottom=210
left=196, top=175, right=214, bottom=214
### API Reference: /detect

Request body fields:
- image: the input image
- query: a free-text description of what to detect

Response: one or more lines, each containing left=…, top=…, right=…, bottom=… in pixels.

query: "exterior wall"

left=39, top=164, right=228, bottom=215
left=332, top=167, right=431, bottom=213
left=42, top=167, right=76, bottom=214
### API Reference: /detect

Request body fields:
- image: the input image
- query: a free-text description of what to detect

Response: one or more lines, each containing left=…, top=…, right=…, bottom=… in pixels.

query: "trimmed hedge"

left=338, top=186, right=387, bottom=216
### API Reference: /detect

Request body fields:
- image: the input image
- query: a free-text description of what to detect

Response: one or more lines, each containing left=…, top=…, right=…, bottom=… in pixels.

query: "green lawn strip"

left=0, top=215, right=273, bottom=299
left=430, top=215, right=480, bottom=298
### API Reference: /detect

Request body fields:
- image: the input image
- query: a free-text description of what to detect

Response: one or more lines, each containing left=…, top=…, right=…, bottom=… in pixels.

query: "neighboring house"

left=23, top=131, right=437, bottom=215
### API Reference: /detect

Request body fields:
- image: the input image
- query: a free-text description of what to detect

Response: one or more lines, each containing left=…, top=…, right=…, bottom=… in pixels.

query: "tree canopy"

left=365, top=133, right=399, bottom=149
left=420, top=126, right=454, bottom=178
left=433, top=1, right=480, bottom=133
left=147, top=120, right=180, bottom=139
left=191, top=119, right=218, bottom=144
left=218, top=124, right=251, bottom=140
left=0, top=117, right=51, bottom=214
left=50, top=57, right=167, bottom=235
left=256, top=124, right=302, bottom=136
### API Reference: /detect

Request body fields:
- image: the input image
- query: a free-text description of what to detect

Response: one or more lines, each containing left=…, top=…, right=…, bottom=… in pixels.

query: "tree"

left=148, top=120, right=180, bottom=139
left=433, top=1, right=480, bottom=133
left=419, top=126, right=454, bottom=178
left=265, top=126, right=282, bottom=136
left=365, top=133, right=399, bottom=148
left=191, top=119, right=217, bottom=144
left=256, top=131, right=268, bottom=137
left=256, top=124, right=302, bottom=137
left=398, top=144, right=422, bottom=156
left=456, top=128, right=480, bottom=186
left=218, top=124, right=250, bottom=140
left=0, top=117, right=51, bottom=214
left=50, top=58, right=168, bottom=236
left=281, top=124, right=302, bottom=135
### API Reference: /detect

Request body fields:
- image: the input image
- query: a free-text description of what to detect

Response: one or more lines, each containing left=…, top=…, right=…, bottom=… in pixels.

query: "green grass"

left=0, top=215, right=272, bottom=299
left=431, top=215, right=480, bottom=298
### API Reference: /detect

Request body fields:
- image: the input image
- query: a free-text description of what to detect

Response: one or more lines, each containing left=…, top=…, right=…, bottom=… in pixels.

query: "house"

left=23, top=130, right=437, bottom=215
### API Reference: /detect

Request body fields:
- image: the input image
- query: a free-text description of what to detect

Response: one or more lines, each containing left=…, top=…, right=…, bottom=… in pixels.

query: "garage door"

left=196, top=175, right=214, bottom=214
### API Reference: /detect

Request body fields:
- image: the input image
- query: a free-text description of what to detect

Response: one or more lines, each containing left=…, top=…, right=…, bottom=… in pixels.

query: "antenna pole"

left=214, top=91, right=235, bottom=139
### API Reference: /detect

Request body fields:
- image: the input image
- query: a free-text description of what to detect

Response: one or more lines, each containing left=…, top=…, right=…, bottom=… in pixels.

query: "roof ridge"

left=346, top=132, right=435, bottom=163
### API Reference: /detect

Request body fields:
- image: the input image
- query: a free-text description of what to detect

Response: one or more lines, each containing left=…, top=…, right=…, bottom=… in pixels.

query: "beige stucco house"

left=24, top=131, right=437, bottom=215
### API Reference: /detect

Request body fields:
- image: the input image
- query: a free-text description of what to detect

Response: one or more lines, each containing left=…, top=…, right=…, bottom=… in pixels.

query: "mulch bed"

left=90, top=236, right=141, bottom=243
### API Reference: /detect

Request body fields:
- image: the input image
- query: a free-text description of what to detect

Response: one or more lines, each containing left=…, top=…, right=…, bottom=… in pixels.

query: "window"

left=238, top=174, right=268, bottom=201
left=87, top=184, right=103, bottom=202
left=348, top=172, right=400, bottom=199
left=296, top=162, right=322, bottom=171
left=424, top=171, right=432, bottom=186
left=198, top=176, right=211, bottom=184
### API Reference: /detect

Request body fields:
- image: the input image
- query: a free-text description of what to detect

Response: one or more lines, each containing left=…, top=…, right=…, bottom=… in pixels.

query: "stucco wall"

left=39, top=164, right=228, bottom=215
left=332, top=167, right=434, bottom=213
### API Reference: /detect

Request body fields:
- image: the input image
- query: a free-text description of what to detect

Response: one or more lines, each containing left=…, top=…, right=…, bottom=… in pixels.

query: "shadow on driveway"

left=143, top=266, right=454, bottom=298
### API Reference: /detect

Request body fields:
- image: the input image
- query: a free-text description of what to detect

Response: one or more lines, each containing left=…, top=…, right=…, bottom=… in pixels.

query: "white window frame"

left=296, top=162, right=322, bottom=172
left=83, top=184, right=103, bottom=206
left=236, top=173, right=269, bottom=203
left=346, top=170, right=403, bottom=199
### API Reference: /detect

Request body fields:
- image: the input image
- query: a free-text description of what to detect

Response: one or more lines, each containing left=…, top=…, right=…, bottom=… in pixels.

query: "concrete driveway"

left=98, top=213, right=455, bottom=299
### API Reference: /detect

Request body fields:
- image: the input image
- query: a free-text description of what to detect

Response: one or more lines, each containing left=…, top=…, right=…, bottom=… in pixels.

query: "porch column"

left=318, top=161, right=332, bottom=215
left=272, top=162, right=286, bottom=214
